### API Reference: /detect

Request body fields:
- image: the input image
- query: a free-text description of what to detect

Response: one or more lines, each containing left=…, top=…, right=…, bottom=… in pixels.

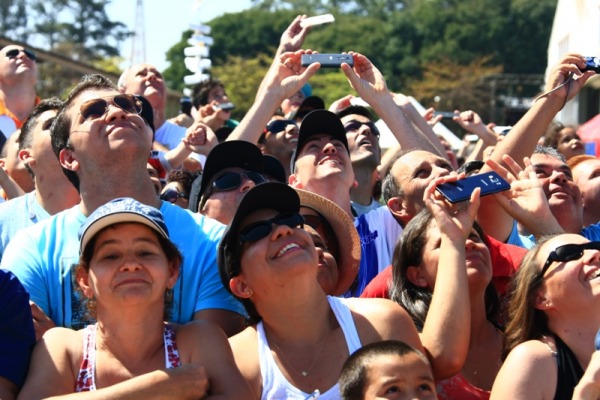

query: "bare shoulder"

left=491, top=339, right=557, bottom=400
left=228, top=326, right=261, bottom=392
left=345, top=297, right=421, bottom=350
left=40, top=326, right=83, bottom=354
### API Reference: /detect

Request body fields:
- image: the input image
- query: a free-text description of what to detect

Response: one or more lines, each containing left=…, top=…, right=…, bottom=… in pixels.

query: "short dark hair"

left=336, top=105, right=375, bottom=122
left=51, top=74, right=117, bottom=191
left=18, top=98, right=63, bottom=178
left=339, top=340, right=431, bottom=400
left=192, top=78, right=224, bottom=109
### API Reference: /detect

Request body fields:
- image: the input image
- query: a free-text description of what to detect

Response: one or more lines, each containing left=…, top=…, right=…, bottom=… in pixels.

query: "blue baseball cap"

left=78, top=197, right=169, bottom=254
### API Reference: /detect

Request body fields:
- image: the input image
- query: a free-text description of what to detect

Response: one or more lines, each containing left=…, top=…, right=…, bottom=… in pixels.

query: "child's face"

left=362, top=353, right=437, bottom=400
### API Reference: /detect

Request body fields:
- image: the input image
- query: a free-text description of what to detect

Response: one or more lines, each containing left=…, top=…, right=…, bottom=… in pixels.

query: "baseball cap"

left=78, top=197, right=168, bottom=254
left=290, top=109, right=350, bottom=173
left=197, top=141, right=265, bottom=209
left=262, top=154, right=286, bottom=183
left=296, top=189, right=360, bottom=295
left=218, top=182, right=300, bottom=288
left=289, top=95, right=326, bottom=121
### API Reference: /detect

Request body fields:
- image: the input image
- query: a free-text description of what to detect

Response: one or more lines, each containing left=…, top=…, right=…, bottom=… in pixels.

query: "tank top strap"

left=75, top=324, right=97, bottom=392
left=163, top=323, right=181, bottom=368
left=327, top=296, right=362, bottom=353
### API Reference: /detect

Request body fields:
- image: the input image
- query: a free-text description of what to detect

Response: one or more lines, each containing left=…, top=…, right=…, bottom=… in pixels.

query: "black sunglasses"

left=541, top=241, right=600, bottom=276
left=78, top=94, right=143, bottom=122
left=266, top=119, right=298, bottom=134
left=211, top=171, right=266, bottom=193
left=343, top=120, right=380, bottom=138
left=6, top=48, right=36, bottom=61
left=240, top=213, right=305, bottom=243
left=159, top=188, right=188, bottom=203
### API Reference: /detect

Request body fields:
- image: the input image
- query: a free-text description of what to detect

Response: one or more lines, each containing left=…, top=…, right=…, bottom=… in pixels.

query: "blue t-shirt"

left=507, top=220, right=600, bottom=249
left=0, top=191, right=50, bottom=261
left=351, top=206, right=402, bottom=297
left=1, top=201, right=245, bottom=329
left=0, top=269, right=35, bottom=388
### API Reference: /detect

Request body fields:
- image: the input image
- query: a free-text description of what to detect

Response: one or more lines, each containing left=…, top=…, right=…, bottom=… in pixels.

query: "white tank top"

left=257, top=296, right=362, bottom=400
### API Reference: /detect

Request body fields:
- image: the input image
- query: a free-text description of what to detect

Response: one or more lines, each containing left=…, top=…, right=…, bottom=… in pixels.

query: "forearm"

left=228, top=91, right=281, bottom=143
left=421, top=242, right=470, bottom=380
left=397, top=100, right=447, bottom=156
left=163, top=143, right=191, bottom=170
left=0, top=167, right=25, bottom=199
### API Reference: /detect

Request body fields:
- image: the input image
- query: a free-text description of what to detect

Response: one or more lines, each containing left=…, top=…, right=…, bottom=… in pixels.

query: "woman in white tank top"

left=218, top=183, right=423, bottom=399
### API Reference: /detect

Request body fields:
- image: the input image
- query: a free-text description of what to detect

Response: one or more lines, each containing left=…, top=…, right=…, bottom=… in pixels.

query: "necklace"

left=268, top=325, right=331, bottom=377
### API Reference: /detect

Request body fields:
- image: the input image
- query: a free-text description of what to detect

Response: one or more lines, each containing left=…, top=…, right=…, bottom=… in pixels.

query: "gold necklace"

left=268, top=326, right=331, bottom=378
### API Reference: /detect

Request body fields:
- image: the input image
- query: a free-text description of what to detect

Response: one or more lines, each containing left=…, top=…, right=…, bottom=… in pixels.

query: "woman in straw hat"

left=19, top=197, right=252, bottom=399
left=218, top=182, right=422, bottom=399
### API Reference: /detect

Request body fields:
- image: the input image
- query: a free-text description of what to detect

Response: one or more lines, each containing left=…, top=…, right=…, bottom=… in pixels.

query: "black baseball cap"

left=196, top=141, right=264, bottom=210
left=290, top=109, right=350, bottom=173
left=289, top=95, right=325, bottom=121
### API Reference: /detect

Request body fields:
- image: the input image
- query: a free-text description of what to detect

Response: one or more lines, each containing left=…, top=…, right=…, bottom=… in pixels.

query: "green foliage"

left=163, top=30, right=195, bottom=93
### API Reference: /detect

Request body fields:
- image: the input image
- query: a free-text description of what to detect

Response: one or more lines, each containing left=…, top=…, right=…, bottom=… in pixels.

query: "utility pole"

left=130, top=0, right=146, bottom=65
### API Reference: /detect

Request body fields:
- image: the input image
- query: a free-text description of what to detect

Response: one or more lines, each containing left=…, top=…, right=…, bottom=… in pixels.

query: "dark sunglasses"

left=159, top=188, right=188, bottom=203
left=240, top=213, right=305, bottom=243
left=6, top=48, right=36, bottom=61
left=211, top=171, right=266, bottom=192
left=541, top=241, right=600, bottom=276
left=266, top=119, right=298, bottom=134
left=343, top=120, right=380, bottom=138
left=78, top=94, right=143, bottom=122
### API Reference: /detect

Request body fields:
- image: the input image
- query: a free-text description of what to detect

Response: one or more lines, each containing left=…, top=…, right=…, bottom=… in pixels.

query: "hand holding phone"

left=436, top=171, right=510, bottom=203
left=301, top=53, right=354, bottom=68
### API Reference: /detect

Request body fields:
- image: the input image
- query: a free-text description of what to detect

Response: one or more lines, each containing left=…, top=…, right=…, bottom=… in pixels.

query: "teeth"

left=587, top=270, right=600, bottom=281
left=277, top=243, right=299, bottom=257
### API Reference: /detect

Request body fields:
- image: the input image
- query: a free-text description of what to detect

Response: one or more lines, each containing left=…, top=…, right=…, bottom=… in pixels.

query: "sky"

left=107, top=0, right=253, bottom=72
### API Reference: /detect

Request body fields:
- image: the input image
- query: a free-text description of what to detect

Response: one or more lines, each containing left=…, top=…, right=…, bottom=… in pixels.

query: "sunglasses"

left=541, top=241, right=600, bottom=276
left=240, top=213, right=305, bottom=243
left=266, top=119, right=298, bottom=134
left=343, top=120, right=380, bottom=138
left=159, top=188, right=188, bottom=203
left=210, top=171, right=266, bottom=193
left=6, top=48, right=36, bottom=61
left=78, top=94, right=143, bottom=122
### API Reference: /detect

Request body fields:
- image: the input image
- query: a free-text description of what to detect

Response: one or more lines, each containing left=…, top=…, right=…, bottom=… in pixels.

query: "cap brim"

left=296, top=189, right=360, bottom=295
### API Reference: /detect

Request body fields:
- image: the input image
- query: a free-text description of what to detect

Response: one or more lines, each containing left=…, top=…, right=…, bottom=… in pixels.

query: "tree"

left=0, top=0, right=29, bottom=42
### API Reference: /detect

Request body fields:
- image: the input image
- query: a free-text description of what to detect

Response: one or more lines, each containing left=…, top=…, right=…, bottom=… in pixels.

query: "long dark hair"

left=389, top=208, right=500, bottom=331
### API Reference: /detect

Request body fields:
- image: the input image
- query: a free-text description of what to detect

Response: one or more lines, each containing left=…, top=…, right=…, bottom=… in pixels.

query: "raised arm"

left=163, top=121, right=217, bottom=169
left=341, top=52, right=442, bottom=156
left=419, top=175, right=480, bottom=380
left=477, top=54, right=594, bottom=242
left=228, top=50, right=320, bottom=143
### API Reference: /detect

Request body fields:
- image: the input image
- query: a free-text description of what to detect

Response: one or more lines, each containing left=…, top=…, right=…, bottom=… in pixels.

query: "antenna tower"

left=129, top=0, right=146, bottom=65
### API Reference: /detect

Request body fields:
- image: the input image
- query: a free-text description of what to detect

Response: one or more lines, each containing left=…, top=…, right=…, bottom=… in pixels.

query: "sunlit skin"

left=361, top=353, right=437, bottom=400
left=201, top=167, right=259, bottom=225
left=556, top=127, right=585, bottom=161
left=206, top=85, right=231, bottom=122
left=534, top=234, right=600, bottom=314
left=280, top=90, right=305, bottom=118
left=0, top=45, right=37, bottom=81
left=571, top=158, right=600, bottom=226
left=78, top=223, right=178, bottom=312
left=262, top=117, right=299, bottom=161
left=303, top=224, right=338, bottom=295
left=121, top=64, right=166, bottom=108
left=341, top=113, right=381, bottom=166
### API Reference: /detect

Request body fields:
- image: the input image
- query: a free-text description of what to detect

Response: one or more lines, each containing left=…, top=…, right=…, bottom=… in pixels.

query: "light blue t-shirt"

left=1, top=201, right=244, bottom=329
left=0, top=191, right=50, bottom=261
left=506, top=219, right=600, bottom=249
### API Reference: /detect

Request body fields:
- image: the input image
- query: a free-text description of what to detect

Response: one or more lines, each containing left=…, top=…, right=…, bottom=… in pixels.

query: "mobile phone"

left=301, top=54, right=354, bottom=68
left=435, top=171, right=510, bottom=203
left=300, top=14, right=335, bottom=28
left=583, top=56, right=600, bottom=73
left=434, top=111, right=456, bottom=119
left=213, top=102, right=235, bottom=111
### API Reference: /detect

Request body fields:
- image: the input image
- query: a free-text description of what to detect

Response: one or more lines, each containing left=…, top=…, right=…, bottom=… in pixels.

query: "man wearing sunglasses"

left=336, top=104, right=383, bottom=216
left=0, top=45, right=39, bottom=142
left=257, top=117, right=299, bottom=179
left=1, top=74, right=246, bottom=339
left=195, top=140, right=267, bottom=225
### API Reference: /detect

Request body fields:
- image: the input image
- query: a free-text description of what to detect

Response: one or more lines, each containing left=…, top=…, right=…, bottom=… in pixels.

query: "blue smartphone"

left=436, top=171, right=510, bottom=203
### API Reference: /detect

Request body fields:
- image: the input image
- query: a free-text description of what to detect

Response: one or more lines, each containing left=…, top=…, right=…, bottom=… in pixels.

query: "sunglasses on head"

left=6, top=48, right=36, bottom=61
left=78, top=94, right=143, bottom=122
left=343, top=120, right=380, bottom=138
left=240, top=213, right=305, bottom=243
left=159, top=188, right=188, bottom=203
left=210, top=171, right=266, bottom=193
left=266, top=119, right=297, bottom=134
left=541, top=241, right=600, bottom=276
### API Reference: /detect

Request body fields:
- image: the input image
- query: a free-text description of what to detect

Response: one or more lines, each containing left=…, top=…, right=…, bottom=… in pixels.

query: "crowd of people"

left=2, top=13, right=600, bottom=400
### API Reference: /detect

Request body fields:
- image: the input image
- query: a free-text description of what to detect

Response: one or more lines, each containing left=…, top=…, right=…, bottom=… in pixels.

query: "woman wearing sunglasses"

left=18, top=197, right=252, bottom=399
left=218, top=182, right=422, bottom=399
left=491, top=234, right=600, bottom=399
